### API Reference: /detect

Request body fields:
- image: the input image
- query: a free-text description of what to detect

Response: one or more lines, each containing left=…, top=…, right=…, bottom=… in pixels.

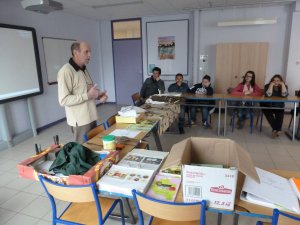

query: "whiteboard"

left=0, top=23, right=43, bottom=103
left=146, top=20, right=189, bottom=75
left=42, top=37, right=75, bottom=84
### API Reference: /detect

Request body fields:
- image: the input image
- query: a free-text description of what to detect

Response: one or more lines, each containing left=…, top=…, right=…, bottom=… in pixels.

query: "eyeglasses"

left=245, top=76, right=253, bottom=78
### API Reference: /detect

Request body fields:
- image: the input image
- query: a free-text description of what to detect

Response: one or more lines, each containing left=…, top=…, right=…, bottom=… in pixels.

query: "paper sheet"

left=109, top=129, right=141, bottom=138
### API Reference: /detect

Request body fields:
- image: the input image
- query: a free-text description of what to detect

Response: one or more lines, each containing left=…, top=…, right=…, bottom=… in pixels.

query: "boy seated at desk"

left=168, top=73, right=189, bottom=134
left=189, top=75, right=215, bottom=128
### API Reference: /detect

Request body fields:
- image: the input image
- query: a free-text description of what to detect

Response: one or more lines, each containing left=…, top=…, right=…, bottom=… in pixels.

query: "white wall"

left=197, top=5, right=292, bottom=85
left=0, top=0, right=101, bottom=140
left=286, top=5, right=300, bottom=95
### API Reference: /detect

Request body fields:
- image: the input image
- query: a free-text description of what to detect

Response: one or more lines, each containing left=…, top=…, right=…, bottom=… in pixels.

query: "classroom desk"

left=181, top=93, right=224, bottom=136
left=234, top=169, right=300, bottom=225
left=223, top=94, right=300, bottom=140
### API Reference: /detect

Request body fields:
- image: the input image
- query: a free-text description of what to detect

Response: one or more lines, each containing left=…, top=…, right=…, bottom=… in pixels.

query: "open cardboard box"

left=160, top=137, right=259, bottom=211
left=18, top=144, right=120, bottom=185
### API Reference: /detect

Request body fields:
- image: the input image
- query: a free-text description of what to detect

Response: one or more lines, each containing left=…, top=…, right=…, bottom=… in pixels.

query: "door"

left=113, top=39, right=142, bottom=105
left=215, top=42, right=268, bottom=93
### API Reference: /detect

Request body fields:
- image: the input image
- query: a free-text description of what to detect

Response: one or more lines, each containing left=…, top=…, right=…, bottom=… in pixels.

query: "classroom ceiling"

left=23, top=0, right=295, bottom=20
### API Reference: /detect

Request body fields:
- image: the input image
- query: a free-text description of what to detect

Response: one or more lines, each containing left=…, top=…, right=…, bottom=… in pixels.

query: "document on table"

left=109, top=129, right=141, bottom=138
left=241, top=167, right=300, bottom=214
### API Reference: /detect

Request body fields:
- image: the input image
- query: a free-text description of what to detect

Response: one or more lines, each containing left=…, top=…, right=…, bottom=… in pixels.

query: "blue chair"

left=256, top=209, right=300, bottom=225
left=83, top=123, right=105, bottom=142
left=104, top=114, right=117, bottom=129
left=132, top=189, right=206, bottom=225
left=39, top=175, right=125, bottom=225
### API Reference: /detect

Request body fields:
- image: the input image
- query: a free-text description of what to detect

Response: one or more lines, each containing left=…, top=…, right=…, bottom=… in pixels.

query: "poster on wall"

left=147, top=19, right=188, bottom=75
left=158, top=36, right=175, bottom=60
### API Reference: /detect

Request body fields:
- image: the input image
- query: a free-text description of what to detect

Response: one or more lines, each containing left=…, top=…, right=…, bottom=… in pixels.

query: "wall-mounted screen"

left=0, top=23, right=43, bottom=104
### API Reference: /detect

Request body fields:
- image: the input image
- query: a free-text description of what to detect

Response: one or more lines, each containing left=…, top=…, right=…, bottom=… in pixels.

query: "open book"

left=240, top=167, right=300, bottom=214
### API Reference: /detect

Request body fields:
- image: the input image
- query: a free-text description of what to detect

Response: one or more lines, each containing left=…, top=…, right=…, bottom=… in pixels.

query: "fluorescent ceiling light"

left=217, top=17, right=277, bottom=26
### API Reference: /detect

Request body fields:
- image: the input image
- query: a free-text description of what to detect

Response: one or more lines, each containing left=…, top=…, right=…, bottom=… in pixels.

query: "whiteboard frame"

left=146, top=19, right=189, bottom=75
left=42, top=37, right=75, bottom=85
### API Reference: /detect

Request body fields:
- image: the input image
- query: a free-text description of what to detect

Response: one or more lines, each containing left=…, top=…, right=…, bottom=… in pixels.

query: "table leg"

left=217, top=213, right=222, bottom=225
left=218, top=100, right=221, bottom=136
left=292, top=102, right=297, bottom=141
left=152, top=122, right=163, bottom=151
left=224, top=100, right=228, bottom=136
left=233, top=213, right=239, bottom=225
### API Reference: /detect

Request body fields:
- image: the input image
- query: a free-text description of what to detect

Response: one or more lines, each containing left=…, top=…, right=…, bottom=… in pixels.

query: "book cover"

left=117, top=149, right=168, bottom=171
left=146, top=173, right=181, bottom=202
left=241, top=167, right=300, bottom=214
left=97, top=164, right=155, bottom=197
left=289, top=177, right=300, bottom=201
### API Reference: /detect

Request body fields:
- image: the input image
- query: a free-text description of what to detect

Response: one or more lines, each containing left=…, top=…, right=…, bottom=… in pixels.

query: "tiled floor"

left=0, top=104, right=299, bottom=225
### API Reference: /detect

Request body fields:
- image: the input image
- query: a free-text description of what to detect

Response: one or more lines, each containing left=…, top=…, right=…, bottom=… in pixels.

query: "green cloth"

left=49, top=142, right=100, bottom=175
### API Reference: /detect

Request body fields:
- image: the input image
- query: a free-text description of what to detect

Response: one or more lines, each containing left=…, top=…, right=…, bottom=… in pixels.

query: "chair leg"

left=288, top=116, right=293, bottom=130
left=250, top=112, right=254, bottom=134
left=259, top=112, right=263, bottom=132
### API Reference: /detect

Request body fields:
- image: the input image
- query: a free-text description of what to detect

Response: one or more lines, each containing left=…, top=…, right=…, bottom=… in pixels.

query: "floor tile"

left=20, top=196, right=51, bottom=219
left=4, top=213, right=39, bottom=225
left=1, top=191, right=37, bottom=212
left=0, top=208, right=17, bottom=224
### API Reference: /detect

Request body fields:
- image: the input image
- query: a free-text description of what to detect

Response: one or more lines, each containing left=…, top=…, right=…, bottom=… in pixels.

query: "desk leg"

left=233, top=213, right=239, bottom=225
left=152, top=122, right=163, bottom=151
left=224, top=100, right=228, bottom=136
left=217, top=100, right=221, bottom=136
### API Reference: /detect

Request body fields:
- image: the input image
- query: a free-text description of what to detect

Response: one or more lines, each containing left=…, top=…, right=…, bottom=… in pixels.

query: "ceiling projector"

left=21, top=0, right=63, bottom=14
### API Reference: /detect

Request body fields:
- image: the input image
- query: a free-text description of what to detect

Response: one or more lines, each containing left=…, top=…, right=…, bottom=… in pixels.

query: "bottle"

left=102, top=135, right=116, bottom=150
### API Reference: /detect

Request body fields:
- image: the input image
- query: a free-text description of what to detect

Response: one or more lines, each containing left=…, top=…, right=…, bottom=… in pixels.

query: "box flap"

left=160, top=138, right=191, bottom=171
left=233, top=141, right=260, bottom=183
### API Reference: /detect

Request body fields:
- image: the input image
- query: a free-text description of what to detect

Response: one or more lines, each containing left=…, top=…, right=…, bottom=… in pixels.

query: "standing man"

left=140, top=67, right=165, bottom=100
left=168, top=73, right=189, bottom=134
left=57, top=41, right=108, bottom=143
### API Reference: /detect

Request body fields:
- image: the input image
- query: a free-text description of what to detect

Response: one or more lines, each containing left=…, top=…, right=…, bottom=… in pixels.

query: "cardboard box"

left=160, top=137, right=259, bottom=211
left=115, top=114, right=142, bottom=124
left=18, top=145, right=120, bottom=185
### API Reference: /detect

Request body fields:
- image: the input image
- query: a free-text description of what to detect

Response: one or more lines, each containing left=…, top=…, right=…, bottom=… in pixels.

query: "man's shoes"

left=272, top=130, right=281, bottom=138
left=203, top=121, right=212, bottom=129
left=179, top=127, right=185, bottom=134
left=272, top=130, right=278, bottom=138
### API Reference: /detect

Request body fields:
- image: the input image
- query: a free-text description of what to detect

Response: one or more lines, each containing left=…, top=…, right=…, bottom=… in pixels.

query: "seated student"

left=231, top=71, right=262, bottom=129
left=261, top=74, right=288, bottom=138
left=168, top=73, right=189, bottom=134
left=140, top=67, right=165, bottom=100
left=189, top=75, right=215, bottom=128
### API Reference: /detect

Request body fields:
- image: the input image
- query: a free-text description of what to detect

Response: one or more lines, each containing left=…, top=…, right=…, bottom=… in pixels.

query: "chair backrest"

left=105, top=114, right=117, bottom=129
left=271, top=209, right=300, bottom=225
left=39, top=175, right=97, bottom=203
left=84, top=123, right=105, bottom=141
left=132, top=189, right=206, bottom=225
left=132, top=92, right=141, bottom=106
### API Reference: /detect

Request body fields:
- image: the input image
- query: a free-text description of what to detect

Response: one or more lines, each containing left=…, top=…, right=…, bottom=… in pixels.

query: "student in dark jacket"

left=189, top=75, right=215, bottom=128
left=168, top=73, right=189, bottom=134
left=140, top=67, right=165, bottom=99
left=261, top=74, right=288, bottom=138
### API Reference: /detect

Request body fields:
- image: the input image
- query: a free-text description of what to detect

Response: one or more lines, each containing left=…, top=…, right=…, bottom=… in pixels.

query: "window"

left=112, top=19, right=141, bottom=40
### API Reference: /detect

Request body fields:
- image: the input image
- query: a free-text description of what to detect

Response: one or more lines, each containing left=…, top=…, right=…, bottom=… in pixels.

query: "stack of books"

left=97, top=149, right=168, bottom=197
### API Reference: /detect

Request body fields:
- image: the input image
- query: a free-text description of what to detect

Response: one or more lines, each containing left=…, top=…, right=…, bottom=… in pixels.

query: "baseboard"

left=0, top=129, right=33, bottom=151
left=37, top=117, right=66, bottom=133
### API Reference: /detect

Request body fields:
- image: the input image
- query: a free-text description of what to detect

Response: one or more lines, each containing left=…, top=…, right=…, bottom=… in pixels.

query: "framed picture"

left=146, top=19, right=189, bottom=75
left=42, top=37, right=75, bottom=85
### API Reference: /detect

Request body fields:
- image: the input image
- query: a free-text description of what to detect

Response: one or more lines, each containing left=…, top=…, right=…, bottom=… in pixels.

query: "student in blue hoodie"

left=189, top=75, right=215, bottom=128
left=168, top=73, right=189, bottom=134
